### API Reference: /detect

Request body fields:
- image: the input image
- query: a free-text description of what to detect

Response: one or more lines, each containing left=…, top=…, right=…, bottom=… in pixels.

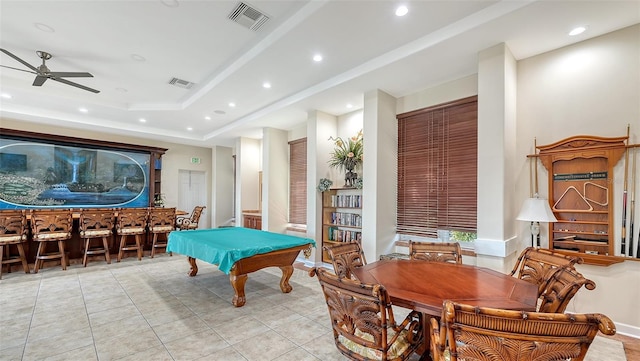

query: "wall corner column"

left=476, top=43, right=518, bottom=268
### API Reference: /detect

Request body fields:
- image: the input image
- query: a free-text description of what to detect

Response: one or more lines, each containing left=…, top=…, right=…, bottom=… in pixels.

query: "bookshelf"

left=321, top=188, right=362, bottom=262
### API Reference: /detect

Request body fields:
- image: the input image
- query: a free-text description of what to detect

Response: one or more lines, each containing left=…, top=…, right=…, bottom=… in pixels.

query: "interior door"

left=178, top=170, right=207, bottom=228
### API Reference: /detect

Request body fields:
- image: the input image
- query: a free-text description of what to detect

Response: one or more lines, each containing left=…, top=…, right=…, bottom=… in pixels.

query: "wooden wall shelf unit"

left=321, top=188, right=362, bottom=262
left=537, top=135, right=627, bottom=266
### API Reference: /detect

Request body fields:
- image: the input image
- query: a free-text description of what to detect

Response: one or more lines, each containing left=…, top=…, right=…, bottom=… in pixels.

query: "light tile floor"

left=1, top=254, right=381, bottom=361
left=0, top=255, right=623, bottom=361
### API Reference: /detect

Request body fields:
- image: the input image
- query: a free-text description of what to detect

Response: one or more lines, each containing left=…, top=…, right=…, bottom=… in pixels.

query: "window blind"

left=289, top=138, right=307, bottom=224
left=397, top=96, right=477, bottom=238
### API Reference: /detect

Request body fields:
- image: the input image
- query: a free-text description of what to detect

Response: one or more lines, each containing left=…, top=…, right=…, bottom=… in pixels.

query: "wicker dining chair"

left=430, top=300, right=616, bottom=361
left=176, top=205, right=205, bottom=231
left=538, top=266, right=596, bottom=313
left=509, top=247, right=583, bottom=296
left=312, top=267, right=424, bottom=361
left=0, top=210, right=30, bottom=279
left=408, top=241, right=462, bottom=264
left=324, top=241, right=367, bottom=280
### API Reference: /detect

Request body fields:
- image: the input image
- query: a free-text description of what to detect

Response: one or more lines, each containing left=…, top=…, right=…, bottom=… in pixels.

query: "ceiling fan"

left=0, top=48, right=100, bottom=93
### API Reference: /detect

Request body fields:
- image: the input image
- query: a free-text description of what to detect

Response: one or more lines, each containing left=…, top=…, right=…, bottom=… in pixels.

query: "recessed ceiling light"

left=313, top=54, right=323, bottom=62
left=187, top=127, right=193, bottom=131
left=346, top=103, right=353, bottom=109
left=139, top=118, right=147, bottom=123
left=34, top=23, right=55, bottom=33
left=214, top=110, right=226, bottom=115
left=395, top=5, right=408, bottom=17
left=1, top=93, right=12, bottom=99
left=263, top=82, right=271, bottom=89
left=78, top=107, right=88, bottom=113
left=131, top=54, right=146, bottom=62
left=569, top=26, right=587, bottom=36
left=204, top=116, right=211, bottom=120
left=228, top=102, right=236, bottom=107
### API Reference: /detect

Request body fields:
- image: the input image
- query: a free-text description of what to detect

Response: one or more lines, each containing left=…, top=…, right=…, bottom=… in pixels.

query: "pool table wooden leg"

left=279, top=265, right=294, bottom=293
left=187, top=257, right=199, bottom=276
left=230, top=273, right=248, bottom=307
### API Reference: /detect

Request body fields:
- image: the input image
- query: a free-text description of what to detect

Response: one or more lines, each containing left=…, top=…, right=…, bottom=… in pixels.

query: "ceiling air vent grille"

left=168, top=77, right=194, bottom=89
left=228, top=2, right=270, bottom=31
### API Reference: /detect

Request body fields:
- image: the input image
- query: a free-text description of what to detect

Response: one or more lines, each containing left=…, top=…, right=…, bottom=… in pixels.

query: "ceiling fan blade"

left=0, top=48, right=39, bottom=72
left=0, top=64, right=38, bottom=74
left=48, top=71, right=94, bottom=78
left=33, top=75, right=48, bottom=86
left=51, top=77, right=100, bottom=93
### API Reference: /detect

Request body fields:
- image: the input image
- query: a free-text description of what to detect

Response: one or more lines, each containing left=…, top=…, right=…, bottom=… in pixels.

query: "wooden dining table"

left=352, top=259, right=538, bottom=360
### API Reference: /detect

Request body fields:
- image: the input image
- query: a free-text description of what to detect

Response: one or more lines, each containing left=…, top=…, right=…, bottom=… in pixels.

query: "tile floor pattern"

left=0, top=255, right=625, bottom=361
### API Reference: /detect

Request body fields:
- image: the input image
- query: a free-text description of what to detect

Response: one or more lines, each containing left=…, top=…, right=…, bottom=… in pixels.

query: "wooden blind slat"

left=289, top=138, right=307, bottom=224
left=397, top=96, right=477, bottom=237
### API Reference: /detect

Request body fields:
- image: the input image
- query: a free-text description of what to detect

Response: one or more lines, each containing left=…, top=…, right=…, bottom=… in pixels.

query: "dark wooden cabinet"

left=538, top=135, right=627, bottom=265
left=243, top=212, right=262, bottom=230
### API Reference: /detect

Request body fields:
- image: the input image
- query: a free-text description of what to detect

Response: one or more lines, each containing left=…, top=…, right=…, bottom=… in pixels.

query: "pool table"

left=167, top=227, right=314, bottom=307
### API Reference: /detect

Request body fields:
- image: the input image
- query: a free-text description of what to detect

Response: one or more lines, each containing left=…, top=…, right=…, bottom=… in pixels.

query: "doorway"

left=178, top=170, right=207, bottom=228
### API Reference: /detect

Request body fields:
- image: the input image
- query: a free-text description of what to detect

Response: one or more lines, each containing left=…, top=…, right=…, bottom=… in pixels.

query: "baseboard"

left=615, top=321, right=640, bottom=339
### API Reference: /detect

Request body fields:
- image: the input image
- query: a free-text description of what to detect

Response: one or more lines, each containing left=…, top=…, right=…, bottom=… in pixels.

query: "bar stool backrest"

left=116, top=208, right=149, bottom=235
left=0, top=210, right=27, bottom=242
left=30, top=209, right=73, bottom=241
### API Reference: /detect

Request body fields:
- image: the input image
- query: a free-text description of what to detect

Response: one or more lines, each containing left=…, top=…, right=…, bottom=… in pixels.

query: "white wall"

left=362, top=89, right=397, bottom=262
left=212, top=146, right=234, bottom=227
left=306, top=110, right=339, bottom=263
left=235, top=137, right=261, bottom=225
left=393, top=23, right=640, bottom=334
left=516, top=24, right=640, bottom=334
left=262, top=127, right=288, bottom=232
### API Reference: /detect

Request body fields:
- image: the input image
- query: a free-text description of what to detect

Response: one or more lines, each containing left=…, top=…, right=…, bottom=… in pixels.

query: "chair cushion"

left=81, top=230, right=112, bottom=237
left=337, top=328, right=412, bottom=360
left=151, top=225, right=174, bottom=232
left=33, top=232, right=70, bottom=240
left=119, top=227, right=146, bottom=235
left=0, top=235, right=25, bottom=243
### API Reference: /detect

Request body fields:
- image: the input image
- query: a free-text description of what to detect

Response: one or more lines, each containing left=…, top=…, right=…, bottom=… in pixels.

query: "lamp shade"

left=516, top=197, right=558, bottom=222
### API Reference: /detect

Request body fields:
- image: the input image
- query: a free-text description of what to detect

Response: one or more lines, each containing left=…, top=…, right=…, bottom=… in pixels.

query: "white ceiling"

left=1, top=1, right=638, bottom=148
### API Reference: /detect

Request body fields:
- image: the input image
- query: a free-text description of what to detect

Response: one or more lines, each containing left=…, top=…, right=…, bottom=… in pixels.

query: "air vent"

left=228, top=2, right=270, bottom=31
left=168, top=77, right=195, bottom=89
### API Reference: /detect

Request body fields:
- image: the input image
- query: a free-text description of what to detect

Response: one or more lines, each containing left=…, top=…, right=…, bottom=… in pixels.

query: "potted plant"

left=328, top=130, right=363, bottom=187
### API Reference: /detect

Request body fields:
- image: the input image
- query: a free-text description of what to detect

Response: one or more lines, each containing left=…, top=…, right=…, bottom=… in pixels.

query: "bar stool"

left=148, top=207, right=176, bottom=258
left=116, top=207, right=148, bottom=262
left=79, top=208, right=115, bottom=267
left=0, top=210, right=30, bottom=279
left=31, top=208, right=73, bottom=273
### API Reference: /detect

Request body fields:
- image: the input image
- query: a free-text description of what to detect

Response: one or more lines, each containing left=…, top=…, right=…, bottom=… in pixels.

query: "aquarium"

left=0, top=139, right=150, bottom=209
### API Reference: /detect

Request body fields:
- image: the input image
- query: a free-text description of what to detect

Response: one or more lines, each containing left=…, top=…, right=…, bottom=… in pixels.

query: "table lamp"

left=517, top=195, right=558, bottom=247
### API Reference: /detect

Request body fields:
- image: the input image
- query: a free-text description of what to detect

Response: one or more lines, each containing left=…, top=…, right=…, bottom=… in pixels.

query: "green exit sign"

left=191, top=157, right=201, bottom=164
